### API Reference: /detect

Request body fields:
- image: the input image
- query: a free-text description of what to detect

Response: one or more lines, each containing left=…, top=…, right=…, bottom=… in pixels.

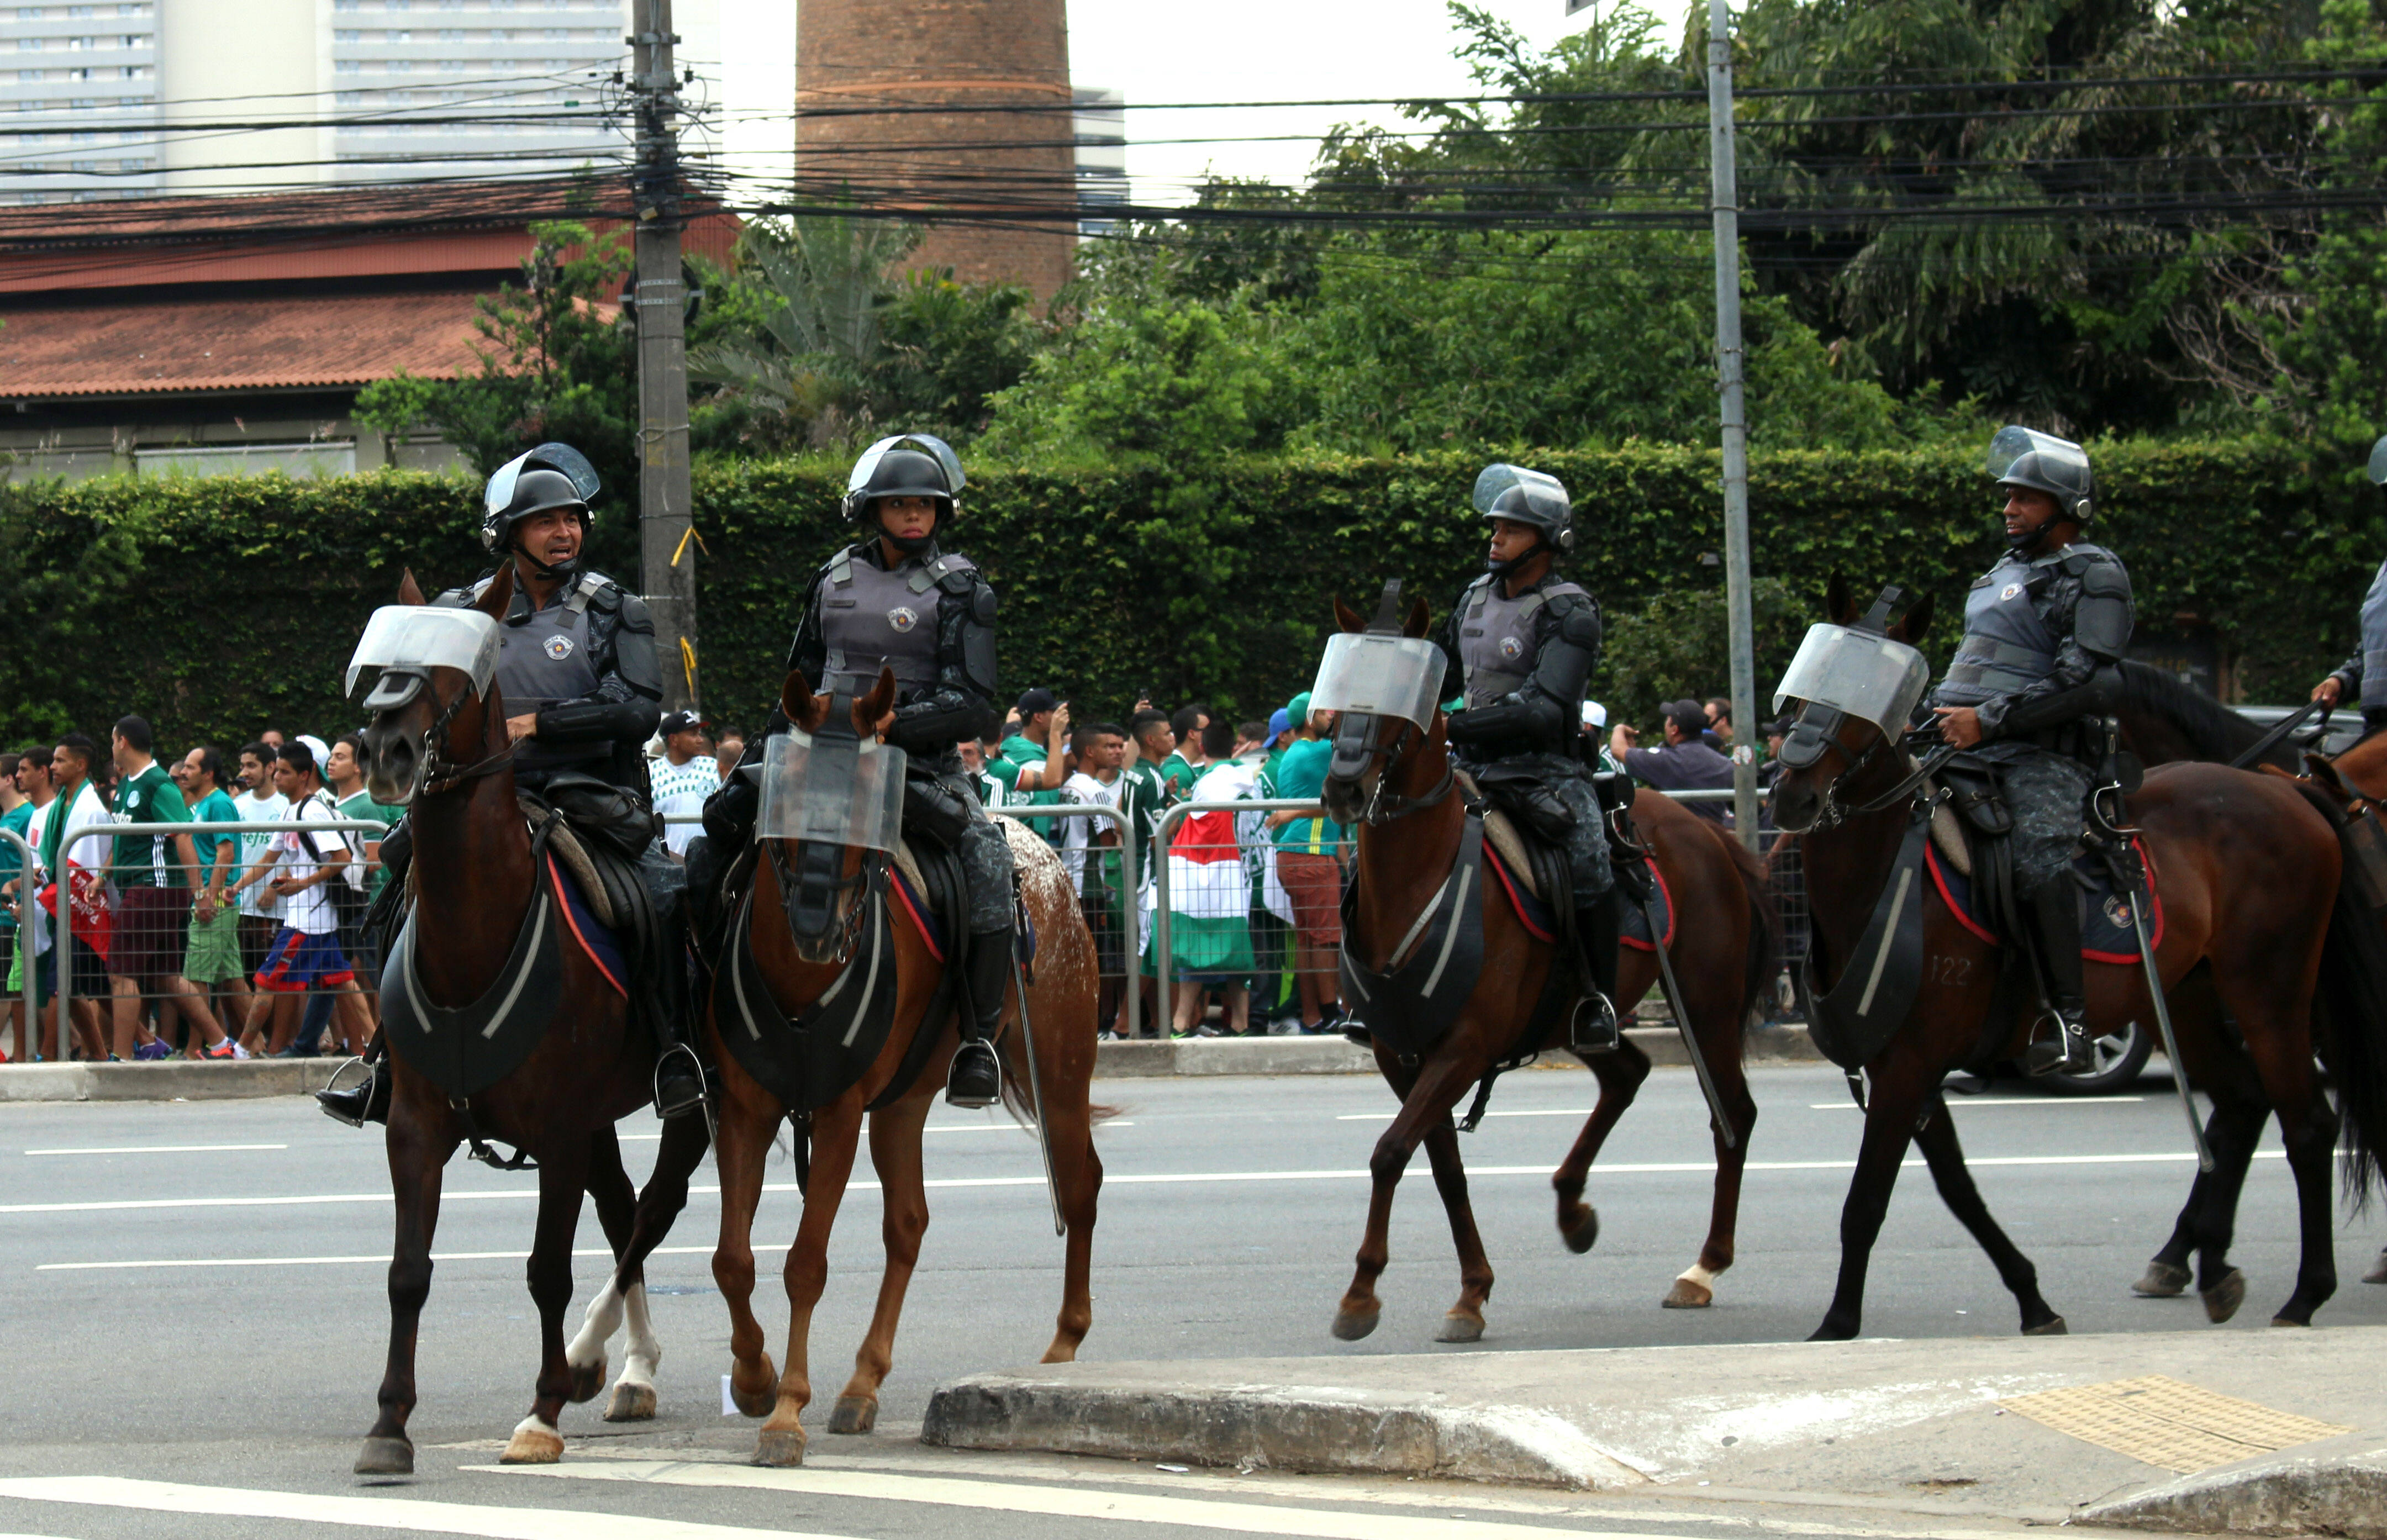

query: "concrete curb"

left=920, top=1373, right=1648, bottom=1490
left=2077, top=1435, right=2387, bottom=1538
left=0, top=1058, right=340, bottom=1102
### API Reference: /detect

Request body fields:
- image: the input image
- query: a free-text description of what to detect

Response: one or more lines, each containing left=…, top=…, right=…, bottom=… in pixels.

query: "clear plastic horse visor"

left=1772, top=624, right=1931, bottom=735
left=345, top=606, right=501, bottom=698
left=1308, top=633, right=1448, bottom=729
left=756, top=729, right=909, bottom=854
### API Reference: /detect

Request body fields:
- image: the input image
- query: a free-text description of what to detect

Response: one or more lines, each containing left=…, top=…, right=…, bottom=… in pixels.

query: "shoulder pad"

left=929, top=552, right=981, bottom=595
left=1553, top=597, right=1601, bottom=645
left=582, top=572, right=623, bottom=613
left=2078, top=560, right=2131, bottom=598
left=971, top=583, right=998, bottom=625
left=615, top=591, right=655, bottom=632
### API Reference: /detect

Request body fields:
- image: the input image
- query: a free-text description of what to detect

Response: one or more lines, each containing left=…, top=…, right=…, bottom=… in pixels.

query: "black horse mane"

left=2114, top=658, right=2274, bottom=764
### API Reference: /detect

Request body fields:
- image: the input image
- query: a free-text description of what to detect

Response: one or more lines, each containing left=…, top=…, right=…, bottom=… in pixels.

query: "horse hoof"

left=2203, top=1270, right=2247, bottom=1324
left=1559, top=1208, right=1599, bottom=1256
left=1331, top=1306, right=1380, bottom=1342
left=1663, top=1278, right=1714, bottom=1310
left=353, top=1436, right=414, bottom=1477
left=2270, top=1315, right=2312, bottom=1328
left=500, top=1418, right=564, bottom=1465
left=828, top=1395, right=878, bottom=1435
left=2364, top=1253, right=2387, bottom=1286
left=2023, top=1316, right=2069, bottom=1336
left=1435, top=1311, right=1484, bottom=1344
left=730, top=1356, right=778, bottom=1418
left=603, top=1382, right=657, bottom=1422
left=2133, top=1261, right=2192, bottom=1298
left=567, top=1356, right=607, bottom=1405
left=753, top=1427, right=807, bottom=1467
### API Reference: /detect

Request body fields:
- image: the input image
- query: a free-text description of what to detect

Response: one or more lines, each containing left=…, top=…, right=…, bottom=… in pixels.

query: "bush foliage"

left=0, top=435, right=2365, bottom=750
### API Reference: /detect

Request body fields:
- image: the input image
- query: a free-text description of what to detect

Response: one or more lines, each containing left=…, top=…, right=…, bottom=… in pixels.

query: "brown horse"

left=1318, top=594, right=1778, bottom=1344
left=1774, top=578, right=2387, bottom=1340
left=351, top=564, right=711, bottom=1474
left=712, top=669, right=1106, bottom=1467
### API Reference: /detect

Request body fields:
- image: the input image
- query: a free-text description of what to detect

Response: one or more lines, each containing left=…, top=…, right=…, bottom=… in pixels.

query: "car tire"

left=2035, top=1019, right=2154, bottom=1096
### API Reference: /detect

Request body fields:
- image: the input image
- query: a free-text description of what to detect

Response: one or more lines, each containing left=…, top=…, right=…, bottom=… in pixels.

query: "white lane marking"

left=479, top=1461, right=1777, bottom=1540
left=1337, top=1110, right=1592, bottom=1121
left=0, top=1474, right=848, bottom=1540
left=926, top=1120, right=1134, bottom=1132
left=41, top=1244, right=720, bottom=1272
left=22, top=1143, right=288, bottom=1156
left=6, top=1147, right=2285, bottom=1223
left=1807, top=1098, right=2144, bottom=1110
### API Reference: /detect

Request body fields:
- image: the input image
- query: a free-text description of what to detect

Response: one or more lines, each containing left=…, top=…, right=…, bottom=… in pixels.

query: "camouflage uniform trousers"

left=1994, top=748, right=2094, bottom=890
left=1498, top=751, right=1614, bottom=903
left=906, top=766, right=1016, bottom=934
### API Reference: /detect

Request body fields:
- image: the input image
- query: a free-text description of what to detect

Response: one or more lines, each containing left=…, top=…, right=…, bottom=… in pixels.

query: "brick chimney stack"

left=796, top=0, right=1076, bottom=299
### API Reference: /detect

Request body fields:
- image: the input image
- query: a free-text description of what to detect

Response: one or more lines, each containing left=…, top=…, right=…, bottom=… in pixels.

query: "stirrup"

left=2024, top=1012, right=2093, bottom=1076
left=945, top=1038, right=1001, bottom=1109
left=651, top=1042, right=711, bottom=1127
left=1568, top=992, right=1621, bottom=1056
left=315, top=1057, right=378, bottom=1128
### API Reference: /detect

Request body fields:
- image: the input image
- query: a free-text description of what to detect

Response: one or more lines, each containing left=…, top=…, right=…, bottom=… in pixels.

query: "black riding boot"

left=316, top=1036, right=390, bottom=1127
left=2022, top=875, right=2093, bottom=1075
left=947, top=926, right=1010, bottom=1109
left=1569, top=887, right=1624, bottom=1055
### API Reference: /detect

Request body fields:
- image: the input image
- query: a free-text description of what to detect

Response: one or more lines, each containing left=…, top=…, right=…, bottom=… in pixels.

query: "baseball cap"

left=1580, top=699, right=1608, bottom=730
left=1287, top=691, right=1313, bottom=720
left=1267, top=708, right=1291, bottom=740
left=660, top=709, right=709, bottom=736
left=294, top=733, right=330, bottom=769
left=1016, top=687, right=1059, bottom=716
left=1663, top=699, right=1709, bottom=737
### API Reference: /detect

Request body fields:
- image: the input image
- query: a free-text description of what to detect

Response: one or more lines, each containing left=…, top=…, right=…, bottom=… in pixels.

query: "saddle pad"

left=1926, top=838, right=2163, bottom=964
left=1930, top=798, right=1971, bottom=877
left=538, top=814, right=617, bottom=930
left=887, top=848, right=946, bottom=964
left=1619, top=859, right=1675, bottom=953
left=1482, top=809, right=1538, bottom=898
left=546, top=854, right=628, bottom=998
left=1481, top=835, right=1673, bottom=953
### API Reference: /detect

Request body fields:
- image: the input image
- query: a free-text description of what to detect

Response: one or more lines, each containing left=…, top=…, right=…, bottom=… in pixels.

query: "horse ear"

left=475, top=561, right=515, bottom=621
left=1405, top=595, right=1431, bottom=639
left=1826, top=572, right=1854, bottom=626
left=781, top=669, right=821, bottom=729
left=853, top=667, right=898, bottom=737
left=396, top=568, right=426, bottom=606
left=1899, top=592, right=1936, bottom=646
left=1332, top=595, right=1364, bottom=634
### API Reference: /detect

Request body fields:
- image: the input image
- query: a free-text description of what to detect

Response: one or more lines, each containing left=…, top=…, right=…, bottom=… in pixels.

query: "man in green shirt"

left=176, top=746, right=249, bottom=1054
left=105, top=715, right=218, bottom=1061
left=1265, top=702, right=1347, bottom=1033
left=1120, top=709, right=1174, bottom=1028
left=993, top=688, right=1071, bottom=845
left=1157, top=703, right=1210, bottom=801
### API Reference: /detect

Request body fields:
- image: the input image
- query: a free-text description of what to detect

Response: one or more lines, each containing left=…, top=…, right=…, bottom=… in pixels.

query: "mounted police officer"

left=1434, top=465, right=1621, bottom=1055
left=1928, top=427, right=2134, bottom=1076
left=318, top=442, right=705, bottom=1125
left=693, top=434, right=1014, bottom=1109
left=2308, top=435, right=2387, bottom=734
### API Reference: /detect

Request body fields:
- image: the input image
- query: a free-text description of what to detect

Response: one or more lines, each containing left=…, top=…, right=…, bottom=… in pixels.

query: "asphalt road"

left=0, top=1062, right=2381, bottom=1540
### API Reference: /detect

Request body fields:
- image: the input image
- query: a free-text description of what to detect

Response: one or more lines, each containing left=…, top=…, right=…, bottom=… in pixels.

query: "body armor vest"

left=1457, top=575, right=1587, bottom=709
left=1935, top=555, right=2062, bottom=708
left=817, top=549, right=973, bottom=702
left=494, top=583, right=605, bottom=771
left=2359, top=559, right=2387, bottom=711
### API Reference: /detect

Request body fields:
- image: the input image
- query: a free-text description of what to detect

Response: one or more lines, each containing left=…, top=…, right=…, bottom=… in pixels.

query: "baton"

left=2231, top=697, right=2330, bottom=771
left=1010, top=951, right=1066, bottom=1237
left=2126, top=866, right=2212, bottom=1173
left=1636, top=876, right=1736, bottom=1151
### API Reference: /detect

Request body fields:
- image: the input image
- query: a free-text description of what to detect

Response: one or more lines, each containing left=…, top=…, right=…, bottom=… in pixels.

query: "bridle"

left=376, top=670, right=515, bottom=802
left=1784, top=703, right=1953, bottom=834
left=763, top=835, right=881, bottom=967
left=1334, top=713, right=1456, bottom=827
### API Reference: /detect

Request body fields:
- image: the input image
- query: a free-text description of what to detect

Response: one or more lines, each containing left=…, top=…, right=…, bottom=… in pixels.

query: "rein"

left=1345, top=717, right=1458, bottom=826
left=1804, top=730, right=1956, bottom=831
left=414, top=682, right=515, bottom=798
left=762, top=837, right=881, bottom=966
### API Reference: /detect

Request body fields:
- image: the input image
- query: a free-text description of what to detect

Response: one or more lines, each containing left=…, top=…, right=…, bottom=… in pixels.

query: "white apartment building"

left=1, top=0, right=721, bottom=202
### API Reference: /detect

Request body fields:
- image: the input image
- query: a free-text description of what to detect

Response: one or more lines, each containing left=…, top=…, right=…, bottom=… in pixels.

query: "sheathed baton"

left=2125, top=859, right=2212, bottom=1173
left=1636, top=864, right=1737, bottom=1151
left=1010, top=951, right=1066, bottom=1236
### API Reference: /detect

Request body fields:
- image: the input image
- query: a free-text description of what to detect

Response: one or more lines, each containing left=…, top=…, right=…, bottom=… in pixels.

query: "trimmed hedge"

left=1, top=437, right=2370, bottom=750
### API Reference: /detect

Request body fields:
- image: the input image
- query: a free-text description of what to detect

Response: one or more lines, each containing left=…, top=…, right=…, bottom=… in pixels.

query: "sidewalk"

left=925, top=1326, right=2387, bottom=1533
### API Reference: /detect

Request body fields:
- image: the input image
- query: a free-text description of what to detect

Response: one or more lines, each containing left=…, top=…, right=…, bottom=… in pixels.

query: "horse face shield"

left=756, top=715, right=907, bottom=962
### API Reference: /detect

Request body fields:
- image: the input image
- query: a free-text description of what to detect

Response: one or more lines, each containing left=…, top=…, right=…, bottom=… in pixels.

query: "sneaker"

left=133, top=1041, right=171, bottom=1062
left=203, top=1039, right=238, bottom=1061
left=1096, top=1029, right=1121, bottom=1042
left=229, top=1041, right=251, bottom=1061
left=1171, top=1023, right=1225, bottom=1040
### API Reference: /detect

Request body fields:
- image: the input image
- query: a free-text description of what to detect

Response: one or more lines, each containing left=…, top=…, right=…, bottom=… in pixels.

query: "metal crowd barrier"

left=1150, top=798, right=1334, bottom=1034
left=1, top=826, right=34, bottom=1048
left=986, top=803, right=1140, bottom=1042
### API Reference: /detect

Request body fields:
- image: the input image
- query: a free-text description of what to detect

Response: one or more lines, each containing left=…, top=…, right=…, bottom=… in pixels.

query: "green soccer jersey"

left=995, top=733, right=1062, bottom=842
left=1117, top=761, right=1166, bottom=884
left=186, top=788, right=240, bottom=885
left=1158, top=751, right=1200, bottom=801
left=111, top=762, right=192, bottom=888
left=338, top=790, right=405, bottom=902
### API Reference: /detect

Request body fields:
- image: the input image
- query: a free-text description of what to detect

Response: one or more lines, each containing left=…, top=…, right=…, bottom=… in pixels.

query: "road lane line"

left=1337, top=1110, right=1593, bottom=1121
left=0, top=1474, right=848, bottom=1540
left=38, top=1244, right=720, bottom=1272
left=1805, top=1098, right=2144, bottom=1110
left=22, top=1142, right=288, bottom=1156
left=480, top=1460, right=2025, bottom=1540
left=2, top=1148, right=2284, bottom=1221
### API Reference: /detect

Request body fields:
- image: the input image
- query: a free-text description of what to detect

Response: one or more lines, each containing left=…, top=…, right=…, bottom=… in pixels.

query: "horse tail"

left=2289, top=781, right=2387, bottom=1208
left=1722, top=825, right=1781, bottom=1045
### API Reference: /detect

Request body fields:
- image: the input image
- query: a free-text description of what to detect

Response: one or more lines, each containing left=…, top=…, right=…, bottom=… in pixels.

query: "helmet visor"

left=1987, top=425, right=2090, bottom=498
left=849, top=434, right=965, bottom=500
left=1772, top=623, right=1931, bottom=736
left=1308, top=632, right=1447, bottom=730
left=345, top=605, right=500, bottom=698
left=756, top=728, right=909, bottom=854
left=485, top=442, right=601, bottom=520
left=2367, top=434, right=2387, bottom=487
left=1472, top=463, right=1568, bottom=521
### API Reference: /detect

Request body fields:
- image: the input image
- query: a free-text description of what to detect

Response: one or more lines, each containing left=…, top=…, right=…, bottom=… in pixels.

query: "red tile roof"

left=0, top=288, right=496, bottom=398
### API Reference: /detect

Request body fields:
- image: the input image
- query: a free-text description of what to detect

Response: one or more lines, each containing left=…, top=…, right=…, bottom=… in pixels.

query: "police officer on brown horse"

left=694, top=435, right=1013, bottom=1108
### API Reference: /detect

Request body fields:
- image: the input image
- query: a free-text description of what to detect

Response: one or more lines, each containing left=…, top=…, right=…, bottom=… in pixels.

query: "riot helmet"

left=2365, top=434, right=2387, bottom=486
left=845, top=433, right=965, bottom=556
left=1987, top=426, right=2092, bottom=550
left=482, top=442, right=601, bottom=580
left=1472, top=463, right=1574, bottom=576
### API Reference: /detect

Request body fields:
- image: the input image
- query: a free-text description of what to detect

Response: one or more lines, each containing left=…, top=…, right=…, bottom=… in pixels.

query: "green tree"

left=1595, top=576, right=1811, bottom=735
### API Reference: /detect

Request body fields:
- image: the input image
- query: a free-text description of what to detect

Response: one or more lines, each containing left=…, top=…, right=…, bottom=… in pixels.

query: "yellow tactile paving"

left=1999, top=1374, right=2353, bottom=1473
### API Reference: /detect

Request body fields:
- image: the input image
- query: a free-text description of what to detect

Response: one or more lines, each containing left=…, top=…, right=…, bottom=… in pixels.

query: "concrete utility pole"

left=629, top=0, right=698, bottom=713
left=1706, top=0, right=1759, bottom=848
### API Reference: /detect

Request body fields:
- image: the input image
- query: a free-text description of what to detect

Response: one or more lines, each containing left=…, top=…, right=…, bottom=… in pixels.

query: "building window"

left=20, top=38, right=40, bottom=49
left=66, top=34, right=88, bottom=46
left=333, top=28, right=358, bottom=39
left=334, top=57, right=361, bottom=71
left=436, top=27, right=460, bottom=40
left=391, top=29, right=409, bottom=41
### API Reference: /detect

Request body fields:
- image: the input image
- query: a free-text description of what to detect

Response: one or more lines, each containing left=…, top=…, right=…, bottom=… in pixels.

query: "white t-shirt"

left=235, top=788, right=288, bottom=919
left=649, top=753, right=721, bottom=856
left=269, top=792, right=356, bottom=936
left=1058, top=769, right=1124, bottom=887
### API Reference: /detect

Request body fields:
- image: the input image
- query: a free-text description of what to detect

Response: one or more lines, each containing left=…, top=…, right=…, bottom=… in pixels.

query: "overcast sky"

left=707, top=0, right=1597, bottom=202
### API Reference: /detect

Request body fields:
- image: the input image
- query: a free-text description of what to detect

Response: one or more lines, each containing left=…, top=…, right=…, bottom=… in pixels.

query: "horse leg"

left=2136, top=1160, right=2207, bottom=1298
left=1810, top=1058, right=1932, bottom=1342
left=357, top=1093, right=457, bottom=1476
left=1039, top=1077, right=1105, bottom=1365
left=499, top=1140, right=590, bottom=1464
left=1420, top=1120, right=1495, bottom=1343
left=756, top=1098, right=864, bottom=1467
left=1550, top=1036, right=1649, bottom=1257
left=712, top=1093, right=782, bottom=1420
left=579, top=1114, right=710, bottom=1422
left=831, top=1096, right=932, bottom=1437
left=566, top=1127, right=638, bottom=1407
left=1911, top=1093, right=2065, bottom=1335
left=2182, top=1097, right=2265, bottom=1323
left=2263, top=1070, right=2342, bottom=1328
left=1334, top=1054, right=1474, bottom=1342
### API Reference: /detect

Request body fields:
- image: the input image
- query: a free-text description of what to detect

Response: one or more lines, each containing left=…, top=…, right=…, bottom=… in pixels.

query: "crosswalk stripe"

left=0, top=1474, right=844, bottom=1540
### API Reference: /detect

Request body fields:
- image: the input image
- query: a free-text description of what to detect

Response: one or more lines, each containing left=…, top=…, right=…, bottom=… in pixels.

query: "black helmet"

left=1988, top=426, right=2092, bottom=529
left=1472, top=463, right=1574, bottom=574
left=481, top=442, right=600, bottom=577
left=844, top=434, right=965, bottom=554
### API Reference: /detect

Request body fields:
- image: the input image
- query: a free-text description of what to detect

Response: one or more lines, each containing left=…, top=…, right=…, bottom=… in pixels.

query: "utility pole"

left=629, top=0, right=697, bottom=713
left=1706, top=0, right=1758, bottom=848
